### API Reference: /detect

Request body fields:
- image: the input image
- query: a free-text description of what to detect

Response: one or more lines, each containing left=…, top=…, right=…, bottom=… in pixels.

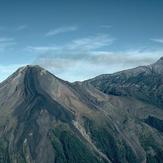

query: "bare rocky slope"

left=0, top=57, right=162, bottom=163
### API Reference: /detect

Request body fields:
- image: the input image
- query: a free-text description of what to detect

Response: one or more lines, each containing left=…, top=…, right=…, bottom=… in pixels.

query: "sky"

left=0, top=0, right=163, bottom=82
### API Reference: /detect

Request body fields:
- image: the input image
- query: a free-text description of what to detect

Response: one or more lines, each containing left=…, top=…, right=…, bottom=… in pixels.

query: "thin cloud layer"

left=30, top=34, right=162, bottom=81
left=34, top=50, right=162, bottom=70
left=46, top=26, right=77, bottom=36
left=29, top=34, right=114, bottom=52
left=0, top=37, right=14, bottom=42
left=151, top=38, right=163, bottom=44
left=0, top=37, right=16, bottom=51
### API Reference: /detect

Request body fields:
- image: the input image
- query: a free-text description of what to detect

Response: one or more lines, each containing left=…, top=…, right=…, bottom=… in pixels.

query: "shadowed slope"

left=88, top=57, right=163, bottom=108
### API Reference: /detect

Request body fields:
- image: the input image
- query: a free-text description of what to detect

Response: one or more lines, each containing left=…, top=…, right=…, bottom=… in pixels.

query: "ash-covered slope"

left=0, top=63, right=163, bottom=163
left=0, top=65, right=108, bottom=163
left=88, top=57, right=163, bottom=108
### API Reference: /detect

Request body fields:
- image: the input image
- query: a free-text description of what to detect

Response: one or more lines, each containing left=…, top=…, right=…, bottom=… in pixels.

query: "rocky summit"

left=0, top=58, right=163, bottom=163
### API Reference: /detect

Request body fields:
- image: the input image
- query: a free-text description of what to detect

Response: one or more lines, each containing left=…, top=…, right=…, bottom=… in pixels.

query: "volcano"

left=0, top=58, right=163, bottom=163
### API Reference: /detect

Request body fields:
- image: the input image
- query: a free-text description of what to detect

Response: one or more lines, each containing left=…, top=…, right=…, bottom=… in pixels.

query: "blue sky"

left=0, top=0, right=163, bottom=82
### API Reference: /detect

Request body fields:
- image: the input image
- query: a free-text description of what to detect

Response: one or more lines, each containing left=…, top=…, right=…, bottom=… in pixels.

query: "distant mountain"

left=0, top=58, right=162, bottom=163
left=88, top=57, right=163, bottom=108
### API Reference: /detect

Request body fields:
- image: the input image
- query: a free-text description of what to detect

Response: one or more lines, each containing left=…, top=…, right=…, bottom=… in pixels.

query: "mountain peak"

left=156, top=56, right=163, bottom=64
left=20, top=64, right=45, bottom=72
left=151, top=56, right=163, bottom=74
left=15, top=64, right=49, bottom=78
left=159, top=56, right=163, bottom=60
left=0, top=64, right=50, bottom=93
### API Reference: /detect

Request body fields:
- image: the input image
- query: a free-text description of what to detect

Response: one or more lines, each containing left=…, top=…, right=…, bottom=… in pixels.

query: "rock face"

left=88, top=57, right=163, bottom=108
left=0, top=58, right=162, bottom=163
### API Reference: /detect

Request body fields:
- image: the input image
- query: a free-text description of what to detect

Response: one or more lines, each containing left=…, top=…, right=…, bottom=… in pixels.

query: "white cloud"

left=46, top=26, right=77, bottom=36
left=33, top=50, right=162, bottom=82
left=27, top=34, right=163, bottom=82
left=29, top=34, right=114, bottom=53
left=0, top=25, right=28, bottom=32
left=0, top=37, right=16, bottom=52
left=151, top=38, right=163, bottom=44
left=0, top=37, right=14, bottom=42
left=27, top=46, right=59, bottom=53
left=67, top=34, right=114, bottom=50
